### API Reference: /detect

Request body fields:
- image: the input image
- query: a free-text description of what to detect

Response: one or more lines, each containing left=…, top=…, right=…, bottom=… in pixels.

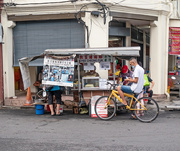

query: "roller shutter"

left=13, top=19, right=85, bottom=66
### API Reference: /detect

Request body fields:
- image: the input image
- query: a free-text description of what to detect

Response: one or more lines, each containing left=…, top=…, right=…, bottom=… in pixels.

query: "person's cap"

left=121, top=65, right=128, bottom=74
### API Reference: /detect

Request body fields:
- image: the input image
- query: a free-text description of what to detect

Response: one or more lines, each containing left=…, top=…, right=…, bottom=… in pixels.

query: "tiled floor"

left=4, top=90, right=73, bottom=107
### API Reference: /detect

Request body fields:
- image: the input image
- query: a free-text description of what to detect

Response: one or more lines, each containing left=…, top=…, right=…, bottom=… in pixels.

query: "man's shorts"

left=121, top=85, right=133, bottom=94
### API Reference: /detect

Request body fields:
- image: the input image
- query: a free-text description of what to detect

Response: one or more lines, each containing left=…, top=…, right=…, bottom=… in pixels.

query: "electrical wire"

left=114, top=0, right=126, bottom=5
left=75, top=11, right=90, bottom=48
left=80, top=2, right=98, bottom=11
left=95, top=0, right=109, bottom=24
left=108, top=0, right=162, bottom=9
left=74, top=1, right=109, bottom=47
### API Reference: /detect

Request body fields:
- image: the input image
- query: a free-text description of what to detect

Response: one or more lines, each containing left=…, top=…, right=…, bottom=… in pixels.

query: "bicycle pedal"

left=116, top=103, right=126, bottom=107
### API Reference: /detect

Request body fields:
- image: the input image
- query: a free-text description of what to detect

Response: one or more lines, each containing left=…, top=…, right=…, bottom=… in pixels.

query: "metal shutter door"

left=13, top=19, right=85, bottom=66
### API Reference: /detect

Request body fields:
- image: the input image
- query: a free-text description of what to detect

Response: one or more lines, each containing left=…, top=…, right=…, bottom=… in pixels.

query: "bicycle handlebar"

left=106, top=82, right=118, bottom=86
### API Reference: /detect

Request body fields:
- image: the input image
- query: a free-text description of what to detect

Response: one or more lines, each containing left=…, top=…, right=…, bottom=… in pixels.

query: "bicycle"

left=94, top=82, right=159, bottom=123
left=36, top=88, right=48, bottom=103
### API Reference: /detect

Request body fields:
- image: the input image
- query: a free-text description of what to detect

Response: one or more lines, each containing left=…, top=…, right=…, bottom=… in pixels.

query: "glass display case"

left=82, top=77, right=100, bottom=89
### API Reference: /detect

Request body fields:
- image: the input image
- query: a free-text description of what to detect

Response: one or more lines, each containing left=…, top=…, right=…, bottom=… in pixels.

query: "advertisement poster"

left=42, top=56, right=74, bottom=87
left=169, top=27, right=180, bottom=55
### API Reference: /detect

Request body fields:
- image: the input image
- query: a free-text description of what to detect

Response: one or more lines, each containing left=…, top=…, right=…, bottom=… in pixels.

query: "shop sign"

left=169, top=27, right=180, bottom=55
left=79, top=55, right=112, bottom=63
left=42, top=56, right=74, bottom=87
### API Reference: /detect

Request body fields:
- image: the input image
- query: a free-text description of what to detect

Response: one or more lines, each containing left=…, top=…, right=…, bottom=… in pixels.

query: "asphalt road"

left=0, top=108, right=179, bottom=151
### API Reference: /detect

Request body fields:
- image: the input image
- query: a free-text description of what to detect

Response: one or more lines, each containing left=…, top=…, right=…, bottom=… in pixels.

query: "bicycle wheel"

left=133, top=97, right=159, bottom=123
left=95, top=96, right=117, bottom=120
left=36, top=90, right=47, bottom=102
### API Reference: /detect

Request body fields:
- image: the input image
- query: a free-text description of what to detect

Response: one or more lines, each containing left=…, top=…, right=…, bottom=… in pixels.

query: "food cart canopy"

left=44, top=47, right=140, bottom=57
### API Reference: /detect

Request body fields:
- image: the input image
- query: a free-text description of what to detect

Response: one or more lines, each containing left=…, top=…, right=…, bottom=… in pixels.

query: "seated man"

left=117, top=65, right=133, bottom=85
left=117, top=58, right=144, bottom=106
left=144, top=71, right=155, bottom=104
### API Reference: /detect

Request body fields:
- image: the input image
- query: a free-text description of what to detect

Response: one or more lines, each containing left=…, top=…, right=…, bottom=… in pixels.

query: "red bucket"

left=47, top=103, right=55, bottom=112
left=47, top=105, right=50, bottom=112
left=143, top=93, right=149, bottom=102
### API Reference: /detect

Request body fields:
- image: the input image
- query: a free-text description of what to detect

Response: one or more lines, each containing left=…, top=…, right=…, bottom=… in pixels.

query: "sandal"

left=56, top=112, right=63, bottom=116
left=130, top=114, right=137, bottom=119
left=51, top=113, right=56, bottom=116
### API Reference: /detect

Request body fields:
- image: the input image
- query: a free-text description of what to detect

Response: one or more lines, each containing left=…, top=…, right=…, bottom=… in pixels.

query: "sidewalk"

left=2, top=89, right=180, bottom=111
left=2, top=96, right=180, bottom=111
left=156, top=96, right=180, bottom=111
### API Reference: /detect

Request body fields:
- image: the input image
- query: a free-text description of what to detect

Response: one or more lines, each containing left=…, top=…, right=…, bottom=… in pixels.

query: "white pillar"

left=150, top=14, right=169, bottom=95
left=82, top=12, right=111, bottom=79
left=2, top=11, right=15, bottom=98
left=143, top=30, right=146, bottom=69
left=126, top=22, right=131, bottom=67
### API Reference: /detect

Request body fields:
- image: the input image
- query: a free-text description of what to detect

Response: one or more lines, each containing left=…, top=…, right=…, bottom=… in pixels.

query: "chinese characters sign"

left=79, top=55, right=112, bottom=63
left=42, top=56, right=74, bottom=87
left=169, top=27, right=180, bottom=55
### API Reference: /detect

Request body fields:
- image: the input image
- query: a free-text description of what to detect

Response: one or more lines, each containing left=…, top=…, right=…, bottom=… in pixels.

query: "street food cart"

left=19, top=46, right=140, bottom=112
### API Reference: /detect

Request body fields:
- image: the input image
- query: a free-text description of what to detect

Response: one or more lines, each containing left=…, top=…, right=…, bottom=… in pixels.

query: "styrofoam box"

left=99, top=79, right=107, bottom=89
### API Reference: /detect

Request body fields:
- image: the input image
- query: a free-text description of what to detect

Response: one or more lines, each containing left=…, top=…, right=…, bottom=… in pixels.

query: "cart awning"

left=44, top=46, right=140, bottom=57
left=19, top=47, right=140, bottom=89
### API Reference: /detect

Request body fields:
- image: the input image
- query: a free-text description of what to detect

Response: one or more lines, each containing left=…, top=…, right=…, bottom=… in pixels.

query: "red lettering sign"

left=169, top=27, right=180, bottom=55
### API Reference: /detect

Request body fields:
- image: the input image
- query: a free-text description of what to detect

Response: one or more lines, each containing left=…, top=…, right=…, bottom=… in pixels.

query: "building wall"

left=1, top=0, right=178, bottom=99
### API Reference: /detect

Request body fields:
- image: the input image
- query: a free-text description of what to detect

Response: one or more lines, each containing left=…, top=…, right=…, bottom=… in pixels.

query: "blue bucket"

left=35, top=104, right=44, bottom=115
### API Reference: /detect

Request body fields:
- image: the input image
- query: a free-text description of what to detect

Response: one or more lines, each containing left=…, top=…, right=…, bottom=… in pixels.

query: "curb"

left=1, top=106, right=21, bottom=109
left=0, top=105, right=35, bottom=110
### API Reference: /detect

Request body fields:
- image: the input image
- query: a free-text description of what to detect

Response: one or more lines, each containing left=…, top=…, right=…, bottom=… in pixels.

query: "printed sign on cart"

left=79, top=55, right=112, bottom=63
left=91, top=96, right=107, bottom=118
left=42, top=56, right=74, bottom=87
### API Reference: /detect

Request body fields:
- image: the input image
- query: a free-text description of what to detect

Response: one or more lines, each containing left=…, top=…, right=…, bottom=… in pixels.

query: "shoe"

left=130, top=114, right=137, bottom=120
left=51, top=113, right=56, bottom=116
left=80, top=108, right=88, bottom=114
left=56, top=113, right=63, bottom=116
left=136, top=113, right=141, bottom=117
left=147, top=102, right=154, bottom=105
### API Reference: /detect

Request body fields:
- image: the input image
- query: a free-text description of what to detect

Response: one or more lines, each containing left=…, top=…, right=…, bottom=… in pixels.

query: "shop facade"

left=1, top=0, right=180, bottom=105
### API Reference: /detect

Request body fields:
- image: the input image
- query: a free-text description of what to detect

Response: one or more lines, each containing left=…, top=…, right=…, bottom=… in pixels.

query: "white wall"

left=82, top=12, right=111, bottom=79
left=2, top=0, right=175, bottom=97
left=170, top=19, right=180, bottom=27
